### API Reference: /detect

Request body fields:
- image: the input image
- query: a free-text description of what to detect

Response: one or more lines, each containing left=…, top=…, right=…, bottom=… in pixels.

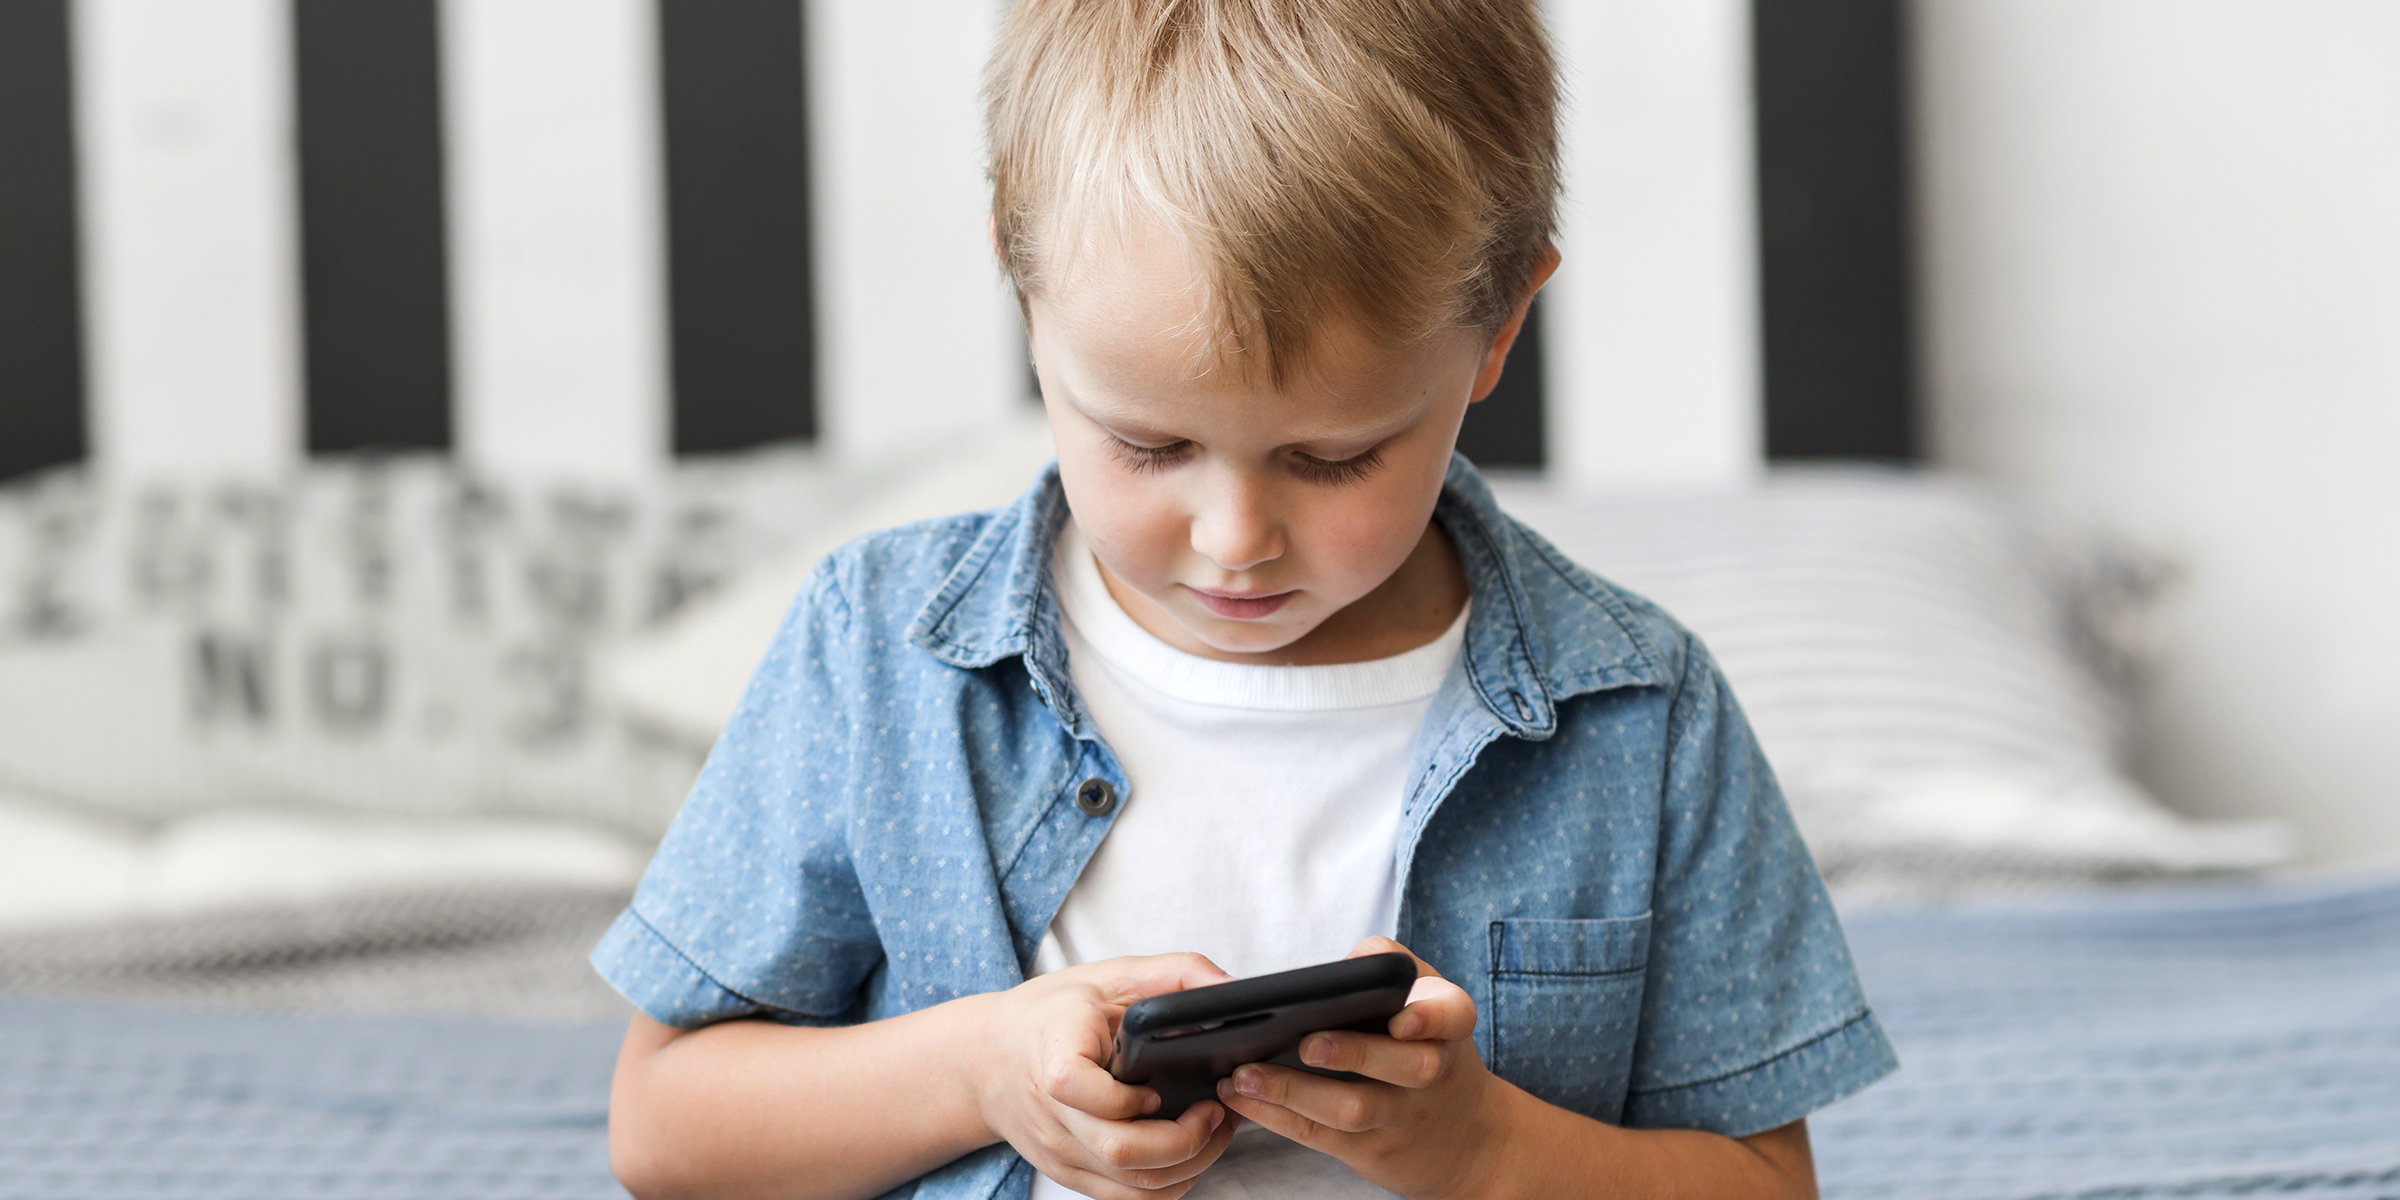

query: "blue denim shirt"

left=593, top=457, right=1896, bottom=1200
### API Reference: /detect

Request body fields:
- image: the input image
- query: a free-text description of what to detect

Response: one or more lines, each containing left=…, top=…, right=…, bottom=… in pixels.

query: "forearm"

left=608, top=998, right=1000, bottom=1200
left=1468, top=1083, right=1814, bottom=1200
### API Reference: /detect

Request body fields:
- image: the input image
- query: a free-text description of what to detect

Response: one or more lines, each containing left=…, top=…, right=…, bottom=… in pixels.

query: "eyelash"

left=1108, top=438, right=1193, bottom=475
left=1290, top=445, right=1386, bottom=485
left=1104, top=437, right=1386, bottom=486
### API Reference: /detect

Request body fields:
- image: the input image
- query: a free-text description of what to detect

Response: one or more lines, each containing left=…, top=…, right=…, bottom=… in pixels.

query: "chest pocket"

left=1487, top=914, right=1651, bottom=1121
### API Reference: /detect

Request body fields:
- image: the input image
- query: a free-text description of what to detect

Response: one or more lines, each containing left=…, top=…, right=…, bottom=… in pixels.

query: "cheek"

left=1053, top=453, right=1186, bottom=579
left=1294, top=470, right=1446, bottom=584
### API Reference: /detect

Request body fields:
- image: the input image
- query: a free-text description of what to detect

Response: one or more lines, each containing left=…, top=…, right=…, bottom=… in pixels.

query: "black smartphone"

left=1109, top=951, right=1419, bottom=1120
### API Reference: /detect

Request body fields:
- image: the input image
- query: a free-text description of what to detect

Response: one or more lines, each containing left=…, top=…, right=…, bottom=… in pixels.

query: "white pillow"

left=1491, top=468, right=2293, bottom=903
left=597, top=410, right=1058, bottom=746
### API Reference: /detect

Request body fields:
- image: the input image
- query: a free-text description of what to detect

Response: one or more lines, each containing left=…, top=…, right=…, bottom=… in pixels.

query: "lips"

left=1189, top=588, right=1296, bottom=620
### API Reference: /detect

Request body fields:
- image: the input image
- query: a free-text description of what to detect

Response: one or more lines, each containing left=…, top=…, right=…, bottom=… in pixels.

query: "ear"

left=1468, top=243, right=1561, bottom=404
left=988, top=215, right=1004, bottom=263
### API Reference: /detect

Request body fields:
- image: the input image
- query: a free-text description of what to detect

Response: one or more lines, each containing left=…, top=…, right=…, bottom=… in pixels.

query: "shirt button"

left=1075, top=778, right=1117, bottom=817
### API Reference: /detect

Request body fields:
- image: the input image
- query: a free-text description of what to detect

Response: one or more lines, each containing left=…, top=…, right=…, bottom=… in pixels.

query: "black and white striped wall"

left=1, top=0, right=1913, bottom=489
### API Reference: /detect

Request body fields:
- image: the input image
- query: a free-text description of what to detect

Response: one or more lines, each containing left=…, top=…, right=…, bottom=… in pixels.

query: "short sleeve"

left=590, top=564, right=885, bottom=1029
left=1621, top=640, right=1899, bottom=1136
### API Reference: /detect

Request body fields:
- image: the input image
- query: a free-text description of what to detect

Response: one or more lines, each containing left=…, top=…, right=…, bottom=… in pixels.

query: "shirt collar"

left=905, top=455, right=1668, bottom=739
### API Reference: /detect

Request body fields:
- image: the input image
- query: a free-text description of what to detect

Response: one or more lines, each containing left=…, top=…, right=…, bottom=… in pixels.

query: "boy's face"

left=1028, top=219, right=1545, bottom=665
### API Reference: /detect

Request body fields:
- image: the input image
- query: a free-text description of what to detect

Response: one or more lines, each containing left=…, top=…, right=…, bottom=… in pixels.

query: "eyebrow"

left=1069, top=387, right=1410, bottom=452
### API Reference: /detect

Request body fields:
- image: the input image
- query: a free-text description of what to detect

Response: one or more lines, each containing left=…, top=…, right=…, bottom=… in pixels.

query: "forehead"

left=1033, top=217, right=1471, bottom=436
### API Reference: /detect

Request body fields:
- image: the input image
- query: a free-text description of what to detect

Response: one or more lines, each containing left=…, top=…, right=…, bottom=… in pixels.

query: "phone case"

left=1109, top=951, right=1418, bottom=1120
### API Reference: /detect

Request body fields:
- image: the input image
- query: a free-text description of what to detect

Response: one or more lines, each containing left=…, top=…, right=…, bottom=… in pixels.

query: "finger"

left=1224, top=1062, right=1394, bottom=1134
left=1294, top=1029, right=1446, bottom=1089
left=1216, top=1078, right=1329, bottom=1150
left=1091, top=952, right=1236, bottom=1007
left=1216, top=1073, right=1371, bottom=1154
left=1046, top=1108, right=1239, bottom=1200
left=1142, top=1102, right=1241, bottom=1186
left=1042, top=1163, right=1196, bottom=1200
left=1346, top=935, right=1431, bottom=972
left=1043, top=1051, right=1160, bottom=1120
left=1387, top=974, right=1477, bottom=1042
left=1054, top=1093, right=1227, bottom=1174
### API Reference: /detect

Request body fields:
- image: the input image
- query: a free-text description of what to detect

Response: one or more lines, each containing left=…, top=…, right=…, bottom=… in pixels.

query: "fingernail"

left=1299, top=1036, right=1330, bottom=1067
left=1392, top=1012, right=1422, bottom=1039
left=1141, top=1090, right=1161, bottom=1114
left=1233, top=1066, right=1263, bottom=1097
left=1208, top=1105, right=1224, bottom=1130
left=1217, top=1077, right=1236, bottom=1100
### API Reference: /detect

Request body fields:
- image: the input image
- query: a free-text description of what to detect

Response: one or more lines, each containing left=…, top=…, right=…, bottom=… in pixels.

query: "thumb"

left=1392, top=974, right=1477, bottom=1042
left=1099, top=951, right=1235, bottom=1004
left=1348, top=935, right=1443, bottom=980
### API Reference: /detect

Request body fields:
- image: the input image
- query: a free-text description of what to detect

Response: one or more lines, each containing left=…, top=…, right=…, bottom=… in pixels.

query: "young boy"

left=594, top=2, right=1896, bottom=1197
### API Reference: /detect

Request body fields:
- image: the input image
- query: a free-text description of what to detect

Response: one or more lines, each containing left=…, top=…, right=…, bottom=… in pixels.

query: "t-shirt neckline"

left=1053, top=519, right=1468, bottom=713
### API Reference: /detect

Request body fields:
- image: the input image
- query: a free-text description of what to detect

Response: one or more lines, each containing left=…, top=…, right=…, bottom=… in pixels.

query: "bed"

left=4, top=872, right=2396, bottom=1199
left=1818, top=873, right=2400, bottom=1198
left=0, top=462, right=2378, bottom=1197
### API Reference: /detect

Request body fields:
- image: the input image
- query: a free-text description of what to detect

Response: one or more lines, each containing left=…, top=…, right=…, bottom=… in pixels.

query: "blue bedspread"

left=0, top=1000, right=626, bottom=1198
left=1817, top=874, right=2400, bottom=1199
left=4, top=875, right=2397, bottom=1199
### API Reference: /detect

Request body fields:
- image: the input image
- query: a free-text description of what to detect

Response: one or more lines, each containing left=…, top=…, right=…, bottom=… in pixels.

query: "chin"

left=1182, top=614, right=1313, bottom=657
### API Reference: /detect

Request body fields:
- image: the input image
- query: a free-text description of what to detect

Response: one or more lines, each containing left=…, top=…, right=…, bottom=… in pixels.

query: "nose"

left=1189, top=473, right=1286, bottom=573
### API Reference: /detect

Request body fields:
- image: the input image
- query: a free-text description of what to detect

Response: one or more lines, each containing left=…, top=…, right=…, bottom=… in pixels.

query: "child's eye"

left=1108, top=437, right=1193, bottom=474
left=1290, top=445, right=1386, bottom=486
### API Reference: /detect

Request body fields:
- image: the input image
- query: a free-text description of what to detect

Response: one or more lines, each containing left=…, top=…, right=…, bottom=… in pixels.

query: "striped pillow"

left=1492, top=468, right=2292, bottom=904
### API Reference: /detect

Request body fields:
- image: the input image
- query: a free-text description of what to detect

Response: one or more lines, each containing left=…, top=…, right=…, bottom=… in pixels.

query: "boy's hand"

left=1212, top=937, right=1508, bottom=1200
left=972, top=953, right=1243, bottom=1200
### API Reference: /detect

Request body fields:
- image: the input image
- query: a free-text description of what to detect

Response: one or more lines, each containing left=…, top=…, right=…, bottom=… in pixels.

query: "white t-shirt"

left=1029, top=521, right=1465, bottom=1200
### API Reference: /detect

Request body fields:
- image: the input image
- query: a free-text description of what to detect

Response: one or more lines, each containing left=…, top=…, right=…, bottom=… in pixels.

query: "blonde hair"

left=986, top=0, right=1557, bottom=383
